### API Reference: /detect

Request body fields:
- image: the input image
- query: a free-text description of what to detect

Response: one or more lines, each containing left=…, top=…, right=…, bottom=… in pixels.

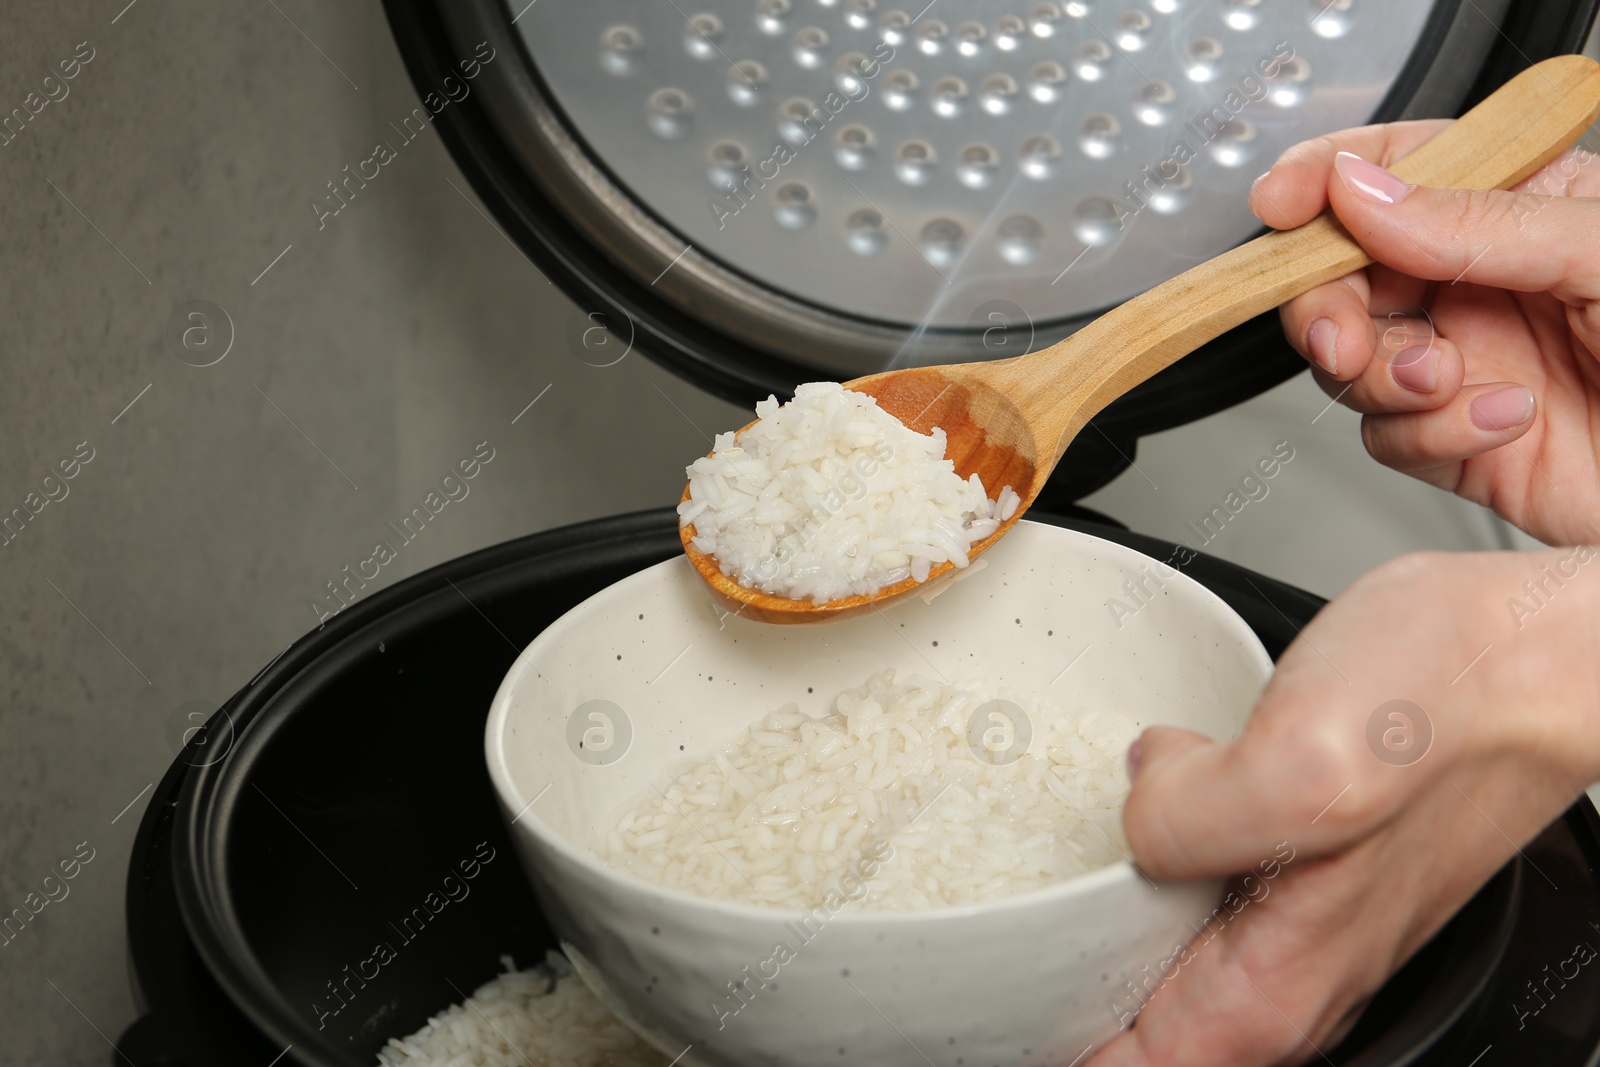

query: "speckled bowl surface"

left=486, top=519, right=1273, bottom=1067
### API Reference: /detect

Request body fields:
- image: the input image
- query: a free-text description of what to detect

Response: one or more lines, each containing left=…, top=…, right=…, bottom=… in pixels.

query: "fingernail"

left=1334, top=152, right=1414, bottom=206
left=1127, top=739, right=1144, bottom=781
left=1391, top=345, right=1439, bottom=393
left=1306, top=318, right=1339, bottom=375
left=1469, top=386, right=1535, bottom=431
left=1249, top=171, right=1271, bottom=211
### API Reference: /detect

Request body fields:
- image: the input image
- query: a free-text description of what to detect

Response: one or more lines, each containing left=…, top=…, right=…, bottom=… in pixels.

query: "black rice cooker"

left=120, top=2, right=1600, bottom=1065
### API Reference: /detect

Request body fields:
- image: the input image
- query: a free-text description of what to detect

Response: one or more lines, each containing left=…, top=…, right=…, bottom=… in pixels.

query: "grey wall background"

left=0, top=2, right=1579, bottom=1064
left=0, top=3, right=746, bottom=1062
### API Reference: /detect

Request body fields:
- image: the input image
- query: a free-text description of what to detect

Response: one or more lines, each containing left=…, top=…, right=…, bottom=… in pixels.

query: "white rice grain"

left=597, top=670, right=1137, bottom=911
left=377, top=952, right=656, bottom=1067
left=679, top=382, right=1014, bottom=604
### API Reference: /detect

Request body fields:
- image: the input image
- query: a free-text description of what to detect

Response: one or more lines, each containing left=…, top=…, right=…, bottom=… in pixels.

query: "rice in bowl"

left=597, top=669, right=1137, bottom=911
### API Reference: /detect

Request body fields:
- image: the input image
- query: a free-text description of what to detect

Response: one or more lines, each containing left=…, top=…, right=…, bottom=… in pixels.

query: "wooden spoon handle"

left=1018, top=54, right=1600, bottom=459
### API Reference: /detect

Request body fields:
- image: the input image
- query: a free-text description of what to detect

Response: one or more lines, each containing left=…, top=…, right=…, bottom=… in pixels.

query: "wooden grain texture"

left=684, top=56, right=1600, bottom=624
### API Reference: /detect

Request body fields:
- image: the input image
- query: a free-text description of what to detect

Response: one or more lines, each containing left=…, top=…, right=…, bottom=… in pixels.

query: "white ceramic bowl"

left=486, top=520, right=1272, bottom=1067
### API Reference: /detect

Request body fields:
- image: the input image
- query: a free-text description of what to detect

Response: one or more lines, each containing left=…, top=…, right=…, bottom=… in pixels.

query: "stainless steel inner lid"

left=514, top=1, right=1435, bottom=329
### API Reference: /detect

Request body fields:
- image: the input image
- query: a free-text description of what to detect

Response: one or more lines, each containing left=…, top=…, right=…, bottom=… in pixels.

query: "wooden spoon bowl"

left=683, top=55, right=1600, bottom=625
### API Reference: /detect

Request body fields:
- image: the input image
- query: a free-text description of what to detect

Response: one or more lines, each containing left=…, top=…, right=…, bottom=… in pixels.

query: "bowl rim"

left=485, top=520, right=1272, bottom=927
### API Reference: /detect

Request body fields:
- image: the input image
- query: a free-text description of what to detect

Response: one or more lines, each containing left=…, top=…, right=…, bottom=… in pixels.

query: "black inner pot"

left=122, top=509, right=1600, bottom=1067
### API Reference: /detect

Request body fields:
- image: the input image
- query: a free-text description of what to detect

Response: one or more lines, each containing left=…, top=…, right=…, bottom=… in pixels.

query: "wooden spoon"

left=683, top=54, right=1600, bottom=625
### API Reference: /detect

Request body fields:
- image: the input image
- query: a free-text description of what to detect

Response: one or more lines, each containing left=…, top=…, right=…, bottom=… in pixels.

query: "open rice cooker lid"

left=384, top=0, right=1593, bottom=439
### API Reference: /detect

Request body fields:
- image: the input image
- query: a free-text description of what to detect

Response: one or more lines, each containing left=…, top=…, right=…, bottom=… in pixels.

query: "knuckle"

left=1441, top=189, right=1479, bottom=246
left=1282, top=135, right=1333, bottom=171
left=1346, top=550, right=1455, bottom=619
left=1577, top=300, right=1600, bottom=338
left=1251, top=710, right=1390, bottom=831
left=1444, top=188, right=1522, bottom=243
left=1284, top=733, right=1368, bottom=825
left=1358, top=416, right=1428, bottom=472
left=1358, top=415, right=1391, bottom=463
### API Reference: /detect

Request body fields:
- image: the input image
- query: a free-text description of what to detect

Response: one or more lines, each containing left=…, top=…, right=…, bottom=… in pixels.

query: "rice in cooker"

left=680, top=382, right=1020, bottom=604
left=597, top=669, right=1136, bottom=911
left=377, top=952, right=656, bottom=1067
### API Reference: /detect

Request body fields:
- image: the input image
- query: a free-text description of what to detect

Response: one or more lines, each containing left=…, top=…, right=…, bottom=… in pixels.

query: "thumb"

left=1119, top=725, right=1246, bottom=880
left=1121, top=719, right=1366, bottom=881
left=1327, top=151, right=1600, bottom=300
